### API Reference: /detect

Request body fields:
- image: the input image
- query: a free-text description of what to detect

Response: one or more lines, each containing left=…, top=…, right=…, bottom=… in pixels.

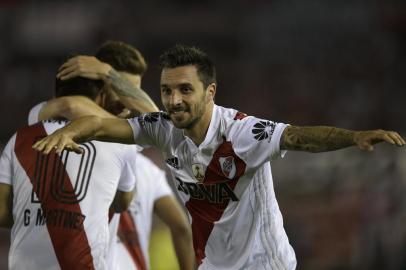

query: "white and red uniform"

left=28, top=102, right=174, bottom=270
left=128, top=105, right=297, bottom=270
left=0, top=120, right=136, bottom=270
left=108, top=154, right=173, bottom=270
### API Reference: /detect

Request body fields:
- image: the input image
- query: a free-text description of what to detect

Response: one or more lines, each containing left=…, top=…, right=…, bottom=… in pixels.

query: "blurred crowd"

left=0, top=0, right=405, bottom=269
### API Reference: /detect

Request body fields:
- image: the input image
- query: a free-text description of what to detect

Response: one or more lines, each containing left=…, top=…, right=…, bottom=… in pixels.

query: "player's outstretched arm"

left=154, top=196, right=196, bottom=270
left=280, top=126, right=405, bottom=152
left=39, top=96, right=116, bottom=121
left=57, top=56, right=159, bottom=114
left=32, top=116, right=135, bottom=155
left=0, top=183, right=13, bottom=228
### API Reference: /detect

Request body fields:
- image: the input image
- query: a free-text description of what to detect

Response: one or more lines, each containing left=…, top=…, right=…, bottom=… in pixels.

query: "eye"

left=161, top=87, right=171, bottom=95
left=180, top=85, right=192, bottom=93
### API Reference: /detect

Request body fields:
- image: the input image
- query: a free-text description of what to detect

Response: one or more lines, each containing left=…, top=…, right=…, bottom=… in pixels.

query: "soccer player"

left=30, top=41, right=195, bottom=270
left=0, top=76, right=137, bottom=270
left=33, top=45, right=405, bottom=270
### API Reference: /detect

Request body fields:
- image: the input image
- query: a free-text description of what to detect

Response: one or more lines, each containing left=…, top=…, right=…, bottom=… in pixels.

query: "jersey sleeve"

left=127, top=112, right=171, bottom=152
left=231, top=116, right=288, bottom=169
left=135, top=154, right=173, bottom=201
left=28, top=101, right=47, bottom=125
left=116, top=148, right=137, bottom=192
left=0, top=134, right=16, bottom=185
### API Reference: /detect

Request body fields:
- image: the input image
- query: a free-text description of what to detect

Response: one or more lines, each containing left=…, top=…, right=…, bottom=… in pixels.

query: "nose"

left=169, top=90, right=182, bottom=106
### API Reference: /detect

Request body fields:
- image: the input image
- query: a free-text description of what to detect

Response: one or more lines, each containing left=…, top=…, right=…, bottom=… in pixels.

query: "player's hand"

left=354, top=130, right=405, bottom=151
left=32, top=130, right=83, bottom=155
left=57, top=56, right=112, bottom=81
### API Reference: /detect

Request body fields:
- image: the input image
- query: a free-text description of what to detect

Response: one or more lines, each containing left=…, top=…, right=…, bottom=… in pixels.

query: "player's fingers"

left=389, top=131, right=406, bottom=146
left=57, top=64, right=79, bottom=79
left=43, top=138, right=59, bottom=155
left=70, top=144, right=84, bottom=154
left=58, top=57, right=79, bottom=72
left=32, top=139, right=46, bottom=151
left=381, top=133, right=396, bottom=145
left=58, top=70, right=82, bottom=81
left=55, top=139, right=68, bottom=154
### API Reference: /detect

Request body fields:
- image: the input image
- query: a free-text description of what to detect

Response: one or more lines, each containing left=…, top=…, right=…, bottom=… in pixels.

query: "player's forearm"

left=106, top=69, right=159, bottom=113
left=170, top=229, right=196, bottom=270
left=60, top=116, right=104, bottom=143
left=61, top=116, right=132, bottom=144
left=281, top=125, right=356, bottom=152
left=42, top=96, right=115, bottom=121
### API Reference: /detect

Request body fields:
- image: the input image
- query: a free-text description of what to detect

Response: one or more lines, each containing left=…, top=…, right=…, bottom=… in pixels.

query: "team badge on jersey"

left=192, top=163, right=205, bottom=182
left=219, top=156, right=236, bottom=179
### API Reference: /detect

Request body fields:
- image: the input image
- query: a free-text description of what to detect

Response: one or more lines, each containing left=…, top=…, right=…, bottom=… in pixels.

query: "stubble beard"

left=171, top=99, right=206, bottom=130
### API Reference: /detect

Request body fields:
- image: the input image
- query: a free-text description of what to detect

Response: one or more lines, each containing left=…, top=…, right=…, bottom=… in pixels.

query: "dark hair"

left=95, top=40, right=147, bottom=76
left=55, top=77, right=104, bottom=100
left=159, top=44, right=216, bottom=88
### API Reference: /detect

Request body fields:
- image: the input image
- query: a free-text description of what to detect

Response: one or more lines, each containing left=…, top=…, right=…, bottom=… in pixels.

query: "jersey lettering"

left=176, top=177, right=239, bottom=203
left=31, top=141, right=96, bottom=204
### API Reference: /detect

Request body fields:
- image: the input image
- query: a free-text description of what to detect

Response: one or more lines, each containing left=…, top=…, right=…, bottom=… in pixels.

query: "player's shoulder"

left=217, top=105, right=251, bottom=124
left=216, top=105, right=255, bottom=135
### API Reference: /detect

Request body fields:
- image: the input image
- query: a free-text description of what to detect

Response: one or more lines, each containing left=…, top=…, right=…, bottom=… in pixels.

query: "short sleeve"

left=28, top=102, right=47, bottom=125
left=0, top=134, right=16, bottom=185
left=116, top=148, right=137, bottom=192
left=135, top=154, right=172, bottom=201
left=127, top=112, right=171, bottom=152
left=232, top=116, right=288, bottom=169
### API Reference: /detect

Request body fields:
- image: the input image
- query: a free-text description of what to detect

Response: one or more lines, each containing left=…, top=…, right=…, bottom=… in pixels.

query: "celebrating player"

left=33, top=45, right=405, bottom=270
left=29, top=41, right=195, bottom=270
left=0, top=76, right=137, bottom=269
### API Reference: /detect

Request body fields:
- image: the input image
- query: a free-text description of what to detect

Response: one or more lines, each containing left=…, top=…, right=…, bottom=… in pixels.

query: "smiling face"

left=160, top=65, right=215, bottom=130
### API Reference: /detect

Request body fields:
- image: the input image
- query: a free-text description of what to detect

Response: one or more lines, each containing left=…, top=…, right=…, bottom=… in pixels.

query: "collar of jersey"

left=183, top=104, right=220, bottom=151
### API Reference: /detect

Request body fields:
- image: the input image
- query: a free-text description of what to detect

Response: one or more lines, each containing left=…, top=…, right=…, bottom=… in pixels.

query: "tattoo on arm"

left=280, top=126, right=356, bottom=152
left=107, top=69, right=158, bottom=111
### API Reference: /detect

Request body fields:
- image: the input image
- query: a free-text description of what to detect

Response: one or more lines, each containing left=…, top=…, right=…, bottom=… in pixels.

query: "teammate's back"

left=0, top=120, right=136, bottom=270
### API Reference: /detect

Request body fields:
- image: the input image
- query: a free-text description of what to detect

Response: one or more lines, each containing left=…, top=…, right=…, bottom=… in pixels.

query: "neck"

left=184, top=102, right=214, bottom=146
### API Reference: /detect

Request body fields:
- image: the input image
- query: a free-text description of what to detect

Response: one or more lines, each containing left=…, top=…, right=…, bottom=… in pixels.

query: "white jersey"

left=128, top=105, right=297, bottom=270
left=107, top=152, right=173, bottom=270
left=0, top=120, right=136, bottom=270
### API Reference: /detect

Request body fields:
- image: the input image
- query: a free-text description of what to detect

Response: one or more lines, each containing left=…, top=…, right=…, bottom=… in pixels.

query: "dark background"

left=0, top=0, right=405, bottom=269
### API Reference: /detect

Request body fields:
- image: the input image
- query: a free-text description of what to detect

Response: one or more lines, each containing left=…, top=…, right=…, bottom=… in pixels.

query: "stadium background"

left=0, top=0, right=405, bottom=269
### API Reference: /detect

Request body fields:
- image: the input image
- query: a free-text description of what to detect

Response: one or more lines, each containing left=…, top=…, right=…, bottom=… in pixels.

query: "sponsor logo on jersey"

left=166, top=156, right=180, bottom=169
left=219, top=156, right=236, bottom=179
left=252, top=120, right=276, bottom=141
left=175, top=177, right=239, bottom=203
left=191, top=163, right=205, bottom=182
left=233, top=111, right=248, bottom=120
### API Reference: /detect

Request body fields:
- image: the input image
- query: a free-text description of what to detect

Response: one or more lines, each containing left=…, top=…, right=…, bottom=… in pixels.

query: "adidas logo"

left=166, top=157, right=180, bottom=169
left=252, top=121, right=276, bottom=141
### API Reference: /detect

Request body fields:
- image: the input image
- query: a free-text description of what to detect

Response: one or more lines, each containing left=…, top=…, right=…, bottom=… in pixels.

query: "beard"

left=168, top=99, right=206, bottom=130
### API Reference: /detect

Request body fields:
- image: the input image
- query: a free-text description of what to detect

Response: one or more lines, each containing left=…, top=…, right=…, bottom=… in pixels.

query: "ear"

left=206, top=83, right=216, bottom=102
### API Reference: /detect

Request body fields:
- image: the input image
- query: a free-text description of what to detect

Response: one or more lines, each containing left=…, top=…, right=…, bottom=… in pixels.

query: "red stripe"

left=117, top=211, right=147, bottom=270
left=185, top=138, right=246, bottom=265
left=14, top=123, right=95, bottom=270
